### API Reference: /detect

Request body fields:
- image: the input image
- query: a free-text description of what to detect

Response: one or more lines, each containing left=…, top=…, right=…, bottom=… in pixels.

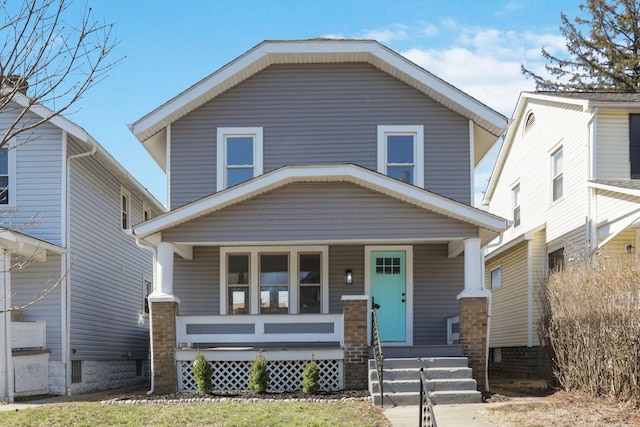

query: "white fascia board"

left=0, top=228, right=66, bottom=256
left=132, top=164, right=509, bottom=238
left=484, top=223, right=545, bottom=261
left=588, top=181, right=640, bottom=198
left=130, top=40, right=507, bottom=143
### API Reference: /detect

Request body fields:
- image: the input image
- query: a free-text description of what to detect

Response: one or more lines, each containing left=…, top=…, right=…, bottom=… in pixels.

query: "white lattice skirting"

left=178, top=359, right=343, bottom=393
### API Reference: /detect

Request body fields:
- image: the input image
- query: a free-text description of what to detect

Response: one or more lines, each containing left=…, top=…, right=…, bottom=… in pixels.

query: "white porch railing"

left=176, top=314, right=343, bottom=347
left=12, top=322, right=46, bottom=349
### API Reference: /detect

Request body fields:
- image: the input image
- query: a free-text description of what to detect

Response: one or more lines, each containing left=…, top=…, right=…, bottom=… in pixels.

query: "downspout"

left=131, top=234, right=157, bottom=395
left=65, top=133, right=97, bottom=395
left=481, top=230, right=506, bottom=392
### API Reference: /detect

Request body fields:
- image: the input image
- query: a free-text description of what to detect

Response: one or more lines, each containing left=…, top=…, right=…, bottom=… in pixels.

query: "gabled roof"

left=129, top=39, right=507, bottom=171
left=10, top=92, right=164, bottom=212
left=483, top=91, right=640, bottom=205
left=132, top=164, right=508, bottom=243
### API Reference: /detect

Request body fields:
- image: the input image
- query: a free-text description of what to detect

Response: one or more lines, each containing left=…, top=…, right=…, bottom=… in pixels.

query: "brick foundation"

left=342, top=298, right=368, bottom=390
left=150, top=301, right=178, bottom=394
left=489, top=346, right=545, bottom=379
left=459, top=297, right=488, bottom=391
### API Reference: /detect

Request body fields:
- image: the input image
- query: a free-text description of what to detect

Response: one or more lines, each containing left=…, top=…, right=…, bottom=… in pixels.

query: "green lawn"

left=0, top=400, right=391, bottom=427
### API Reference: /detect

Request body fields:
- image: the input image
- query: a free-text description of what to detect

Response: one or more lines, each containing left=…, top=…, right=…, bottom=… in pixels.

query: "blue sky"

left=59, top=0, right=581, bottom=207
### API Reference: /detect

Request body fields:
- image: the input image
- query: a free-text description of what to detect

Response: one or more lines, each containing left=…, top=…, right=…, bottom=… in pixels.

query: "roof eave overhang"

left=129, top=40, right=507, bottom=171
left=132, top=164, right=508, bottom=240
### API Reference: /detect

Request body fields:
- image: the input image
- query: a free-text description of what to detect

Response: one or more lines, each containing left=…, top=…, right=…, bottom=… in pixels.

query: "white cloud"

left=361, top=24, right=410, bottom=43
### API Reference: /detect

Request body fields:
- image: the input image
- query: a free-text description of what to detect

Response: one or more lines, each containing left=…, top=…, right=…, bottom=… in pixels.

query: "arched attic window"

left=523, top=111, right=536, bottom=134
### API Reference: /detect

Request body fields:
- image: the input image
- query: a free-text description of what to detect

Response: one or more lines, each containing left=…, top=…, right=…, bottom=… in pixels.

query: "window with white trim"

left=512, top=183, right=521, bottom=228
left=490, top=267, right=502, bottom=289
left=0, top=145, right=15, bottom=206
left=377, top=125, right=424, bottom=187
left=216, top=127, right=263, bottom=191
left=143, top=278, right=151, bottom=314
left=551, top=148, right=563, bottom=202
left=221, top=247, right=328, bottom=315
left=120, top=187, right=131, bottom=229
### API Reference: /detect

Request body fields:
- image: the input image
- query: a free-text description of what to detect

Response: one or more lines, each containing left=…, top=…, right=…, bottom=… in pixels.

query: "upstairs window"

left=512, top=183, right=521, bottom=228
left=630, top=114, right=640, bottom=178
left=377, top=125, right=424, bottom=188
left=121, top=187, right=131, bottom=229
left=551, top=148, right=563, bottom=202
left=216, top=127, right=263, bottom=191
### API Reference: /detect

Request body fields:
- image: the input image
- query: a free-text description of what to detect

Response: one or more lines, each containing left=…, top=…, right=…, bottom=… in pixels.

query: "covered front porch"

left=132, top=165, right=508, bottom=394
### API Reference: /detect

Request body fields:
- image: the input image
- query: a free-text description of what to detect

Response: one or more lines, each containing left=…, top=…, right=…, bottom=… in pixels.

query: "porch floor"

left=368, top=344, right=464, bottom=359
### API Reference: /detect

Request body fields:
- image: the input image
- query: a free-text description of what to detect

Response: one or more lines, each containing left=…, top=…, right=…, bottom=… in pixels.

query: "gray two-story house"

left=129, top=39, right=508, bottom=404
left=0, top=91, right=163, bottom=401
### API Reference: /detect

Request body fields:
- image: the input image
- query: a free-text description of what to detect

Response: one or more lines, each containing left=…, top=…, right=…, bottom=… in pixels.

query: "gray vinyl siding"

left=163, top=182, right=477, bottom=243
left=413, top=244, right=464, bottom=345
left=170, top=63, right=471, bottom=208
left=0, top=108, right=63, bottom=245
left=174, top=246, right=220, bottom=315
left=12, top=254, right=63, bottom=360
left=68, top=139, right=153, bottom=360
left=329, top=245, right=365, bottom=313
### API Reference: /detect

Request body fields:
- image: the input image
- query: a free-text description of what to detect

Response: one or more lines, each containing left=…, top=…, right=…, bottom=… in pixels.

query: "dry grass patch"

left=483, top=391, right=640, bottom=427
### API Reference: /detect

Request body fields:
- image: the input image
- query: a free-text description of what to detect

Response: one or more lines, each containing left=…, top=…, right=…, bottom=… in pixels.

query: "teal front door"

left=370, top=250, right=406, bottom=342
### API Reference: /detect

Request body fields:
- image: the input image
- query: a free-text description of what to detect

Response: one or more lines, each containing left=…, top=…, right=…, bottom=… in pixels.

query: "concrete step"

left=370, top=378, right=477, bottom=394
left=370, top=367, right=473, bottom=381
left=368, top=357, right=470, bottom=370
left=371, top=390, right=481, bottom=406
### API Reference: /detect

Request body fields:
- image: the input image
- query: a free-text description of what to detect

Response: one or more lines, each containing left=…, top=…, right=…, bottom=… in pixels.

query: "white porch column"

left=152, top=242, right=178, bottom=302
left=458, top=238, right=490, bottom=299
left=0, top=249, right=13, bottom=401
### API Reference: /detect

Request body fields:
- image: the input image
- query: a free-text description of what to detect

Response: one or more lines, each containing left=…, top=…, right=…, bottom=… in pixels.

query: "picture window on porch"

left=377, top=125, right=424, bottom=188
left=221, top=246, right=328, bottom=315
left=299, top=253, right=321, bottom=314
left=260, top=253, right=289, bottom=314
left=216, top=127, right=264, bottom=191
left=227, top=254, right=250, bottom=315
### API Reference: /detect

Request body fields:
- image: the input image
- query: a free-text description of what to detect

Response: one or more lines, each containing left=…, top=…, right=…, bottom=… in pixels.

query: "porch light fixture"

left=345, top=269, right=353, bottom=285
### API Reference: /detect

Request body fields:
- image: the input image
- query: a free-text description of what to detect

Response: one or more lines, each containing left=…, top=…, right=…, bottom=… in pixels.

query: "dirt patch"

left=483, top=378, right=640, bottom=426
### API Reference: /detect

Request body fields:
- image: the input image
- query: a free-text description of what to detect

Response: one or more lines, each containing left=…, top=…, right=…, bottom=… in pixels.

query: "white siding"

left=595, top=190, right=640, bottom=226
left=487, top=241, right=529, bottom=347
left=596, top=111, right=630, bottom=179
left=489, top=99, right=589, bottom=250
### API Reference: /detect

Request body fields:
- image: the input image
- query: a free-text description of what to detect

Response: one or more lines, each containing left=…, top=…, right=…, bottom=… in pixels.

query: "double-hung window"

left=0, top=148, right=9, bottom=205
left=512, top=183, right=521, bottom=228
left=490, top=267, right=502, bottom=289
left=377, top=125, right=424, bottom=188
left=551, top=148, right=563, bottom=202
left=221, top=247, right=328, bottom=315
left=216, top=127, right=263, bottom=191
left=120, top=187, right=131, bottom=229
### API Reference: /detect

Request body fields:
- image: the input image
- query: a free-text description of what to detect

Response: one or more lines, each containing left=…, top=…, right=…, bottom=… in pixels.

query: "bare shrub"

left=544, top=249, right=640, bottom=402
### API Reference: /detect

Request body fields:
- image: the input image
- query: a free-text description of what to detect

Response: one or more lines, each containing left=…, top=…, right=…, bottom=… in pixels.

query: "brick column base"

left=150, top=301, right=178, bottom=394
left=342, top=297, right=368, bottom=390
left=459, top=297, right=488, bottom=391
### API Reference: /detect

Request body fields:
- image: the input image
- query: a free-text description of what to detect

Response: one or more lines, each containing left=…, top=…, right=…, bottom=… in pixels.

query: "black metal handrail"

left=419, top=367, right=438, bottom=427
left=371, top=301, right=384, bottom=407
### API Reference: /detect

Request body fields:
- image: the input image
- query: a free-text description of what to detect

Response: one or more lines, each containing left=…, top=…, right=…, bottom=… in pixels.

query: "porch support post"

left=149, top=242, right=179, bottom=394
left=341, top=295, right=368, bottom=390
left=457, top=238, right=489, bottom=392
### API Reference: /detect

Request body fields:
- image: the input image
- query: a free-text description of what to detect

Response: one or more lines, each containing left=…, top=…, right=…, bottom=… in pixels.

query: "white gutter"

left=131, top=234, right=157, bottom=395
left=65, top=133, right=97, bottom=395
